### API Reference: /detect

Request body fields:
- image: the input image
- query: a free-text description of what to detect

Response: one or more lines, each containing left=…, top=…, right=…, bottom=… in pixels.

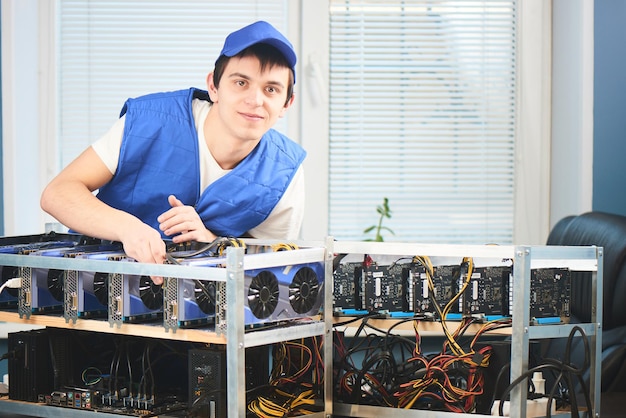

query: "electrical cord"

left=334, top=319, right=421, bottom=407
left=333, top=303, right=504, bottom=412
left=248, top=338, right=324, bottom=416
left=165, top=236, right=246, bottom=265
left=493, top=325, right=592, bottom=417
left=0, top=345, right=24, bottom=362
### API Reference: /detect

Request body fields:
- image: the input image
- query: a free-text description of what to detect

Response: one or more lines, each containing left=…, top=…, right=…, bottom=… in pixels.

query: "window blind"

left=58, top=0, right=289, bottom=169
left=329, top=0, right=517, bottom=244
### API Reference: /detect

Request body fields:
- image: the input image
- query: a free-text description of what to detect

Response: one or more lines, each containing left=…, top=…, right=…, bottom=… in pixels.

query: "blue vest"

left=96, top=88, right=306, bottom=238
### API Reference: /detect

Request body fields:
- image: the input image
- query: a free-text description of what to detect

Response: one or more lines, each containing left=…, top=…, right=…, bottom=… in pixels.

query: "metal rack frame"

left=510, top=245, right=602, bottom=418
left=329, top=240, right=602, bottom=418
left=0, top=240, right=331, bottom=418
left=0, top=239, right=602, bottom=417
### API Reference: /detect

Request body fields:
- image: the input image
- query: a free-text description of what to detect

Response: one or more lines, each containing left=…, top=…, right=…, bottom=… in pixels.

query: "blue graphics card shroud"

left=24, top=244, right=122, bottom=314
left=164, top=251, right=325, bottom=328
left=244, top=261, right=325, bottom=326
left=73, top=251, right=126, bottom=319
left=70, top=251, right=163, bottom=324
left=0, top=238, right=81, bottom=308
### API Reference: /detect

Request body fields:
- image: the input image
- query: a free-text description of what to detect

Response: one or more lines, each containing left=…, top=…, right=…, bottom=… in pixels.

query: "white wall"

left=298, top=0, right=330, bottom=241
left=1, top=0, right=52, bottom=236
left=550, top=0, right=595, bottom=227
left=514, top=0, right=553, bottom=245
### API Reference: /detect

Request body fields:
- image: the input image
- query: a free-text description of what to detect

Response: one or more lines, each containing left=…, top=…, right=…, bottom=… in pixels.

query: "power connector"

left=532, top=371, right=546, bottom=394
left=492, top=372, right=556, bottom=416
left=491, top=397, right=557, bottom=417
left=4, top=278, right=21, bottom=289
left=0, top=277, right=21, bottom=294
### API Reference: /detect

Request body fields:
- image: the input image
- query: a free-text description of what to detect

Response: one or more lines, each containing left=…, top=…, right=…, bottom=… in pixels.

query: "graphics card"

left=107, top=256, right=164, bottom=326
left=1, top=240, right=80, bottom=309
left=530, top=268, right=571, bottom=324
left=354, top=263, right=409, bottom=314
left=332, top=261, right=362, bottom=314
left=161, top=240, right=245, bottom=331
left=19, top=246, right=79, bottom=317
left=177, top=278, right=218, bottom=328
left=17, top=243, right=122, bottom=318
left=413, top=264, right=462, bottom=320
left=65, top=250, right=126, bottom=322
left=244, top=259, right=325, bottom=326
left=162, top=256, right=223, bottom=331
left=462, top=266, right=512, bottom=320
left=164, top=245, right=326, bottom=329
left=160, top=254, right=224, bottom=331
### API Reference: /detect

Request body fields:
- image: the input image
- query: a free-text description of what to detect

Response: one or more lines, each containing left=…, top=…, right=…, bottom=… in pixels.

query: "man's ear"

left=279, top=93, right=296, bottom=118
left=206, top=72, right=218, bottom=102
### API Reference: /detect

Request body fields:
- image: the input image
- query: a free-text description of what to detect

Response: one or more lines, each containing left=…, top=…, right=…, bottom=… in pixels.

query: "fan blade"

left=47, top=269, right=65, bottom=302
left=193, top=279, right=216, bottom=314
left=138, top=276, right=163, bottom=310
left=289, top=267, right=320, bottom=314
left=247, top=271, right=279, bottom=319
left=92, top=272, right=109, bottom=306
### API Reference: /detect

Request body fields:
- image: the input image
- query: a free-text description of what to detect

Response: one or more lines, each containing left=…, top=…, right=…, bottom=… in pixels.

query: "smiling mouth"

left=240, top=112, right=264, bottom=121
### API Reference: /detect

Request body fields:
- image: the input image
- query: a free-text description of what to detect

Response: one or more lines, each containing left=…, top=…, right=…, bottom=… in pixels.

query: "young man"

left=40, top=21, right=305, bottom=278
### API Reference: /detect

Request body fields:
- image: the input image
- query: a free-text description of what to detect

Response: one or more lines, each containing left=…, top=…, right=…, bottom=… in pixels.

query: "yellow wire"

left=271, top=242, right=299, bottom=251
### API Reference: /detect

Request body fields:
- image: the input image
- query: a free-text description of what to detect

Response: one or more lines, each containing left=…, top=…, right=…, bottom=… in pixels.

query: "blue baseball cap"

left=218, top=21, right=297, bottom=83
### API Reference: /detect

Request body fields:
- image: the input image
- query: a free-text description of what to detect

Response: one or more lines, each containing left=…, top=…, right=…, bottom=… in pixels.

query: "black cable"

left=332, top=311, right=380, bottom=328
left=495, top=326, right=592, bottom=417
left=0, top=345, right=24, bottom=361
left=125, top=341, right=133, bottom=398
left=47, top=335, right=64, bottom=395
left=332, top=253, right=348, bottom=272
left=166, top=236, right=245, bottom=262
left=334, top=317, right=421, bottom=406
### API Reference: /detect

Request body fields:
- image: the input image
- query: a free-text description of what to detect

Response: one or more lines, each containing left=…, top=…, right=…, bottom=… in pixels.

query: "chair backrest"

left=546, top=211, right=626, bottom=330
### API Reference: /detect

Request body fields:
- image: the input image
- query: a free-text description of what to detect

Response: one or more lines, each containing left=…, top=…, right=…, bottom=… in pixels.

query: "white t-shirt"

left=91, top=99, right=304, bottom=239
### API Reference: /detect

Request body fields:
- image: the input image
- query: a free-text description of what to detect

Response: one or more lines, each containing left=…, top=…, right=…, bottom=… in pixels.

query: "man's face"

left=208, top=55, right=293, bottom=143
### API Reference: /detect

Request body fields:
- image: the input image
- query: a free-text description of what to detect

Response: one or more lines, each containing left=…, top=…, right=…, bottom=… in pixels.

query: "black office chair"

left=545, top=211, right=626, bottom=392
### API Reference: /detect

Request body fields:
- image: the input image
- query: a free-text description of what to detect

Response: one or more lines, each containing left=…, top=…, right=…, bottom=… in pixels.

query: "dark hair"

left=213, top=43, right=294, bottom=105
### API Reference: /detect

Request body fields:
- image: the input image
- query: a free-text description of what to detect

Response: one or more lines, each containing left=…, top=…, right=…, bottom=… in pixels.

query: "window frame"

left=299, top=0, right=553, bottom=244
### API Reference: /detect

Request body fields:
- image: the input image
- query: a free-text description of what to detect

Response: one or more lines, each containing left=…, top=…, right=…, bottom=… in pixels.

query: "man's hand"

left=158, top=195, right=217, bottom=243
left=119, top=220, right=167, bottom=285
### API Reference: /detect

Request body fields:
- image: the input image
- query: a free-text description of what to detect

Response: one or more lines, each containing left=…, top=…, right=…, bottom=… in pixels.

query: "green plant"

left=363, top=197, right=395, bottom=242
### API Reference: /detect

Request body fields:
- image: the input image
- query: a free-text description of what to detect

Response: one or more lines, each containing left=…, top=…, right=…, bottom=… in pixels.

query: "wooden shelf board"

left=0, top=311, right=226, bottom=344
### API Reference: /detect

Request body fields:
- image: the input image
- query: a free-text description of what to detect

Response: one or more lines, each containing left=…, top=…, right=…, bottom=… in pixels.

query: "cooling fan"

left=121, top=270, right=164, bottom=323
left=26, top=247, right=76, bottom=314
left=194, top=279, right=216, bottom=314
left=162, top=254, right=223, bottom=329
left=47, top=269, right=65, bottom=302
left=74, top=270, right=110, bottom=319
left=248, top=270, right=280, bottom=319
left=138, top=275, right=164, bottom=310
left=289, top=267, right=320, bottom=314
left=1, top=239, right=82, bottom=310
left=72, top=251, right=125, bottom=319
left=92, top=272, right=109, bottom=307
left=167, top=278, right=218, bottom=329
left=78, top=253, right=165, bottom=324
left=244, top=260, right=324, bottom=326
